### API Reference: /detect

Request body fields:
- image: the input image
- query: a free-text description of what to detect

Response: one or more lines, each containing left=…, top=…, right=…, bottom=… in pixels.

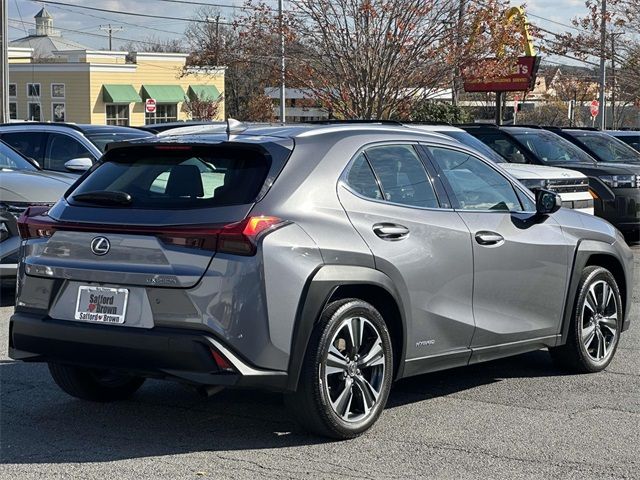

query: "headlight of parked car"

left=519, top=179, right=548, bottom=190
left=599, top=175, right=639, bottom=188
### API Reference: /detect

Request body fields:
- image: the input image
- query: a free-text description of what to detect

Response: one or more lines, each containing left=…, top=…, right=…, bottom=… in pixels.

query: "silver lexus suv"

left=10, top=124, right=634, bottom=439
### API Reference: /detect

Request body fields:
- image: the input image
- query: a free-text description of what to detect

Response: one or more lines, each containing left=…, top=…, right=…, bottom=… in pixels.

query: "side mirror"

left=535, top=188, right=562, bottom=215
left=64, top=157, right=93, bottom=172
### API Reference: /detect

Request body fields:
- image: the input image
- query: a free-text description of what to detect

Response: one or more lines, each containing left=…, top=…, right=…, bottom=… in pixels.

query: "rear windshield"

left=86, top=132, right=155, bottom=152
left=68, top=146, right=271, bottom=209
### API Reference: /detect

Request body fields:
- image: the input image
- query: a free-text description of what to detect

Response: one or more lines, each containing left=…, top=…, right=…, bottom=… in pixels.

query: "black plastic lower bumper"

left=9, top=312, right=288, bottom=390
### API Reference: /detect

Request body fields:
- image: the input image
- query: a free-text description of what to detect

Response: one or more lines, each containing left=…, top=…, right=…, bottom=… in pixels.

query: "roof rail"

left=500, top=124, right=543, bottom=129
left=306, top=119, right=403, bottom=125
left=0, top=121, right=84, bottom=132
left=401, top=121, right=453, bottom=126
left=454, top=123, right=499, bottom=128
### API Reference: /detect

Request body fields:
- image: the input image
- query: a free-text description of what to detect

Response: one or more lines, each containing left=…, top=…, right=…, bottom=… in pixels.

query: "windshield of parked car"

left=511, top=130, right=596, bottom=165
left=441, top=131, right=507, bottom=163
left=612, top=134, right=640, bottom=152
left=572, top=133, right=640, bottom=163
left=86, top=132, right=154, bottom=153
left=0, top=141, right=38, bottom=171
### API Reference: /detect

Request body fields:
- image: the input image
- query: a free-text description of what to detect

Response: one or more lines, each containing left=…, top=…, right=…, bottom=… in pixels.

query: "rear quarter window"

left=68, top=146, right=271, bottom=209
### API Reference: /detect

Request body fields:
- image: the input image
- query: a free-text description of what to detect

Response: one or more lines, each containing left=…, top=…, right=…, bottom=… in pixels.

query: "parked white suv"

left=408, top=124, right=594, bottom=215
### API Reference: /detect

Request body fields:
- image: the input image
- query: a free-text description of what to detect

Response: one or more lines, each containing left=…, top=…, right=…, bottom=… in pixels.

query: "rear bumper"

left=8, top=312, right=289, bottom=390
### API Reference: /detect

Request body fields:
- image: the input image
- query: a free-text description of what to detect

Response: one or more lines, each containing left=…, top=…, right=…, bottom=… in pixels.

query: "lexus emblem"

left=90, top=236, right=111, bottom=256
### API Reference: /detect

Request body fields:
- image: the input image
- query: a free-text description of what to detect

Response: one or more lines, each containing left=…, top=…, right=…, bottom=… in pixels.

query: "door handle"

left=475, top=231, right=504, bottom=246
left=373, top=223, right=410, bottom=241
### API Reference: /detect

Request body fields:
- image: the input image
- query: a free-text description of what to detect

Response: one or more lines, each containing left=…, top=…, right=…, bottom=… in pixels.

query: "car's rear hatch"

left=20, top=138, right=293, bottom=288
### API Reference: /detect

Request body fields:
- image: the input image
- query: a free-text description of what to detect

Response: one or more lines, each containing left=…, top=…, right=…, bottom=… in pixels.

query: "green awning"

left=141, top=85, right=186, bottom=103
left=188, top=85, right=221, bottom=101
left=102, top=84, right=141, bottom=103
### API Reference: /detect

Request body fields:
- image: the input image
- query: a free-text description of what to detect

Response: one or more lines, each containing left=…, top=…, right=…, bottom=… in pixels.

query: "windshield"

left=613, top=134, right=640, bottom=152
left=441, top=131, right=506, bottom=163
left=86, top=132, right=154, bottom=153
left=0, top=141, right=38, bottom=171
left=573, top=133, right=640, bottom=163
left=511, top=130, right=596, bottom=165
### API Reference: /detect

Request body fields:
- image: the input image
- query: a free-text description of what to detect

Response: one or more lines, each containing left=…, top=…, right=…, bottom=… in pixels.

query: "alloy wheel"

left=581, top=279, right=619, bottom=362
left=323, top=316, right=386, bottom=423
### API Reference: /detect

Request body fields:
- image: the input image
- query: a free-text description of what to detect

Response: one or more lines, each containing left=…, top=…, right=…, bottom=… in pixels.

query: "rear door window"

left=69, top=146, right=271, bottom=209
left=0, top=131, right=48, bottom=164
left=364, top=144, right=439, bottom=208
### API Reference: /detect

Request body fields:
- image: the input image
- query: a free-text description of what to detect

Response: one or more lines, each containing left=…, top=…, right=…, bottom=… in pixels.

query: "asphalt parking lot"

left=1, top=251, right=639, bottom=479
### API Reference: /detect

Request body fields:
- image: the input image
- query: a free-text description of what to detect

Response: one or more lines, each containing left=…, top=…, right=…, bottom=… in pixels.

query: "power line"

left=30, top=0, right=237, bottom=25
left=8, top=18, right=183, bottom=48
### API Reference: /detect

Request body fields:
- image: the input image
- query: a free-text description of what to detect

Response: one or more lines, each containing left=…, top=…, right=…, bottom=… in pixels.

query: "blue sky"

left=8, top=0, right=587, bottom=51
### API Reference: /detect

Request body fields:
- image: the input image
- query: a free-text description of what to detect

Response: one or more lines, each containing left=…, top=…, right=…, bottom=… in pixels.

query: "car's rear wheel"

left=549, top=266, right=622, bottom=373
left=286, top=298, right=393, bottom=439
left=48, top=363, right=145, bottom=402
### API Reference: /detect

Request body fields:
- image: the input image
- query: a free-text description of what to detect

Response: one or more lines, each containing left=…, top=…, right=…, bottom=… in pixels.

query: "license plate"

left=75, top=286, right=129, bottom=324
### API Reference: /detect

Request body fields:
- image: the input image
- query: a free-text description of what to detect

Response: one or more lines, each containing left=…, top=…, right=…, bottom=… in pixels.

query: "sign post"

left=145, top=98, right=157, bottom=114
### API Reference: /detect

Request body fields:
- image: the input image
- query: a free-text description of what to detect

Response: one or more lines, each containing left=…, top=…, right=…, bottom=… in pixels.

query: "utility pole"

left=1, top=0, right=9, bottom=123
left=99, top=24, right=124, bottom=51
left=278, top=0, right=286, bottom=123
left=609, top=31, right=624, bottom=129
left=452, top=0, right=466, bottom=107
left=597, top=0, right=607, bottom=130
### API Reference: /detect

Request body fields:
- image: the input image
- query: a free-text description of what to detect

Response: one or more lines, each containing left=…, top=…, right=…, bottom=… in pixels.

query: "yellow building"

left=8, top=48, right=225, bottom=126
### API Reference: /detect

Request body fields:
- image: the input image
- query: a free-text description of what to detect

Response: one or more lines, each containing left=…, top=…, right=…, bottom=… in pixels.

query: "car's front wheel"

left=286, top=298, right=393, bottom=439
left=48, top=363, right=145, bottom=402
left=549, top=266, right=622, bottom=373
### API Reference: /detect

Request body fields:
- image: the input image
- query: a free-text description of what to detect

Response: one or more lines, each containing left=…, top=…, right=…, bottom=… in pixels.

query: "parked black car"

left=461, top=125, right=640, bottom=240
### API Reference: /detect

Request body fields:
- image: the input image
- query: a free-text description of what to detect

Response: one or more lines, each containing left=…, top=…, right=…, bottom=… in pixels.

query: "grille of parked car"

left=546, top=178, right=589, bottom=194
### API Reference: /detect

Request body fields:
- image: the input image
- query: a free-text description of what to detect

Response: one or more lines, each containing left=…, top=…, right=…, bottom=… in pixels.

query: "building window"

left=145, top=104, right=178, bottom=124
left=8, top=84, right=17, bottom=98
left=106, top=104, right=130, bottom=126
left=9, top=103, right=17, bottom=120
left=28, top=103, right=42, bottom=121
left=27, top=83, right=41, bottom=98
left=52, top=103, right=65, bottom=122
left=51, top=83, right=65, bottom=98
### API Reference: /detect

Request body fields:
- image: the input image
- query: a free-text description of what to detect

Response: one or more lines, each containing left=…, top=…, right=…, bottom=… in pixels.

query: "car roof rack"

left=306, top=119, right=403, bottom=125
left=500, top=124, right=543, bottom=129
left=454, top=123, right=499, bottom=128
left=0, top=121, right=84, bottom=132
left=401, top=121, right=453, bottom=126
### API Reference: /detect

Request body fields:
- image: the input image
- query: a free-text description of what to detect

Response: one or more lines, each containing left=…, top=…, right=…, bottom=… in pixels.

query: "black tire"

left=48, top=363, right=145, bottom=402
left=285, top=298, right=394, bottom=439
left=549, top=266, right=622, bottom=373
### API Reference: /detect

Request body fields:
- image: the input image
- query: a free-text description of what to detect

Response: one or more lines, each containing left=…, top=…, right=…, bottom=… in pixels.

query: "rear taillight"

left=18, top=211, right=284, bottom=257
left=17, top=206, right=55, bottom=239
left=158, top=216, right=283, bottom=255
left=218, top=216, right=283, bottom=255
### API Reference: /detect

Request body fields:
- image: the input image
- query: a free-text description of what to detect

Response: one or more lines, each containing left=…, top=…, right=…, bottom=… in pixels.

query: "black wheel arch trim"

left=287, top=265, right=408, bottom=392
left=560, top=240, right=632, bottom=345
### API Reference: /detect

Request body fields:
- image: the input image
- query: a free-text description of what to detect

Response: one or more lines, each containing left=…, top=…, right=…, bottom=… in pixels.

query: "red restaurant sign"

left=463, top=56, right=541, bottom=93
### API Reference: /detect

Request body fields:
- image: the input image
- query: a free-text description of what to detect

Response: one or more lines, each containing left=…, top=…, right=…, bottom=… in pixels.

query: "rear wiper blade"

left=72, top=190, right=132, bottom=206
